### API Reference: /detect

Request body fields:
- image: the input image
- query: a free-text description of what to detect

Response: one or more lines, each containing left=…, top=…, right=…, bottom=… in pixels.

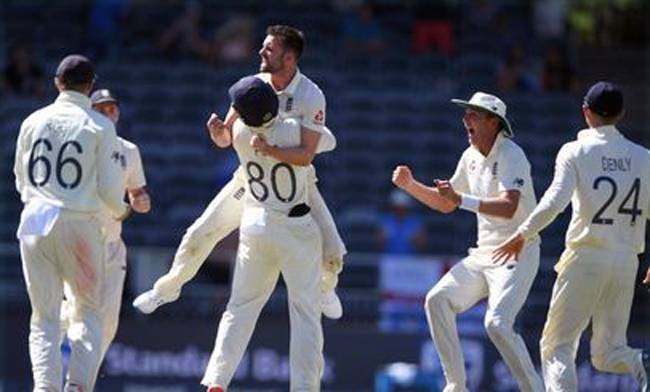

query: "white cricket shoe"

left=132, top=289, right=180, bottom=314
left=322, top=290, right=342, bottom=319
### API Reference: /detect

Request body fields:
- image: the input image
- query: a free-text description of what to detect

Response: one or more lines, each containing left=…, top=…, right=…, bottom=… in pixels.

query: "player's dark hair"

left=266, top=25, right=304, bottom=59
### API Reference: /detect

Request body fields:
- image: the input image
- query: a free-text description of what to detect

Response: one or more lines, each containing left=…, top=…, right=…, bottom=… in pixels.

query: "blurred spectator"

left=157, top=0, right=210, bottom=61
left=85, top=0, right=130, bottom=61
left=540, top=45, right=575, bottom=92
left=341, top=1, right=386, bottom=55
left=377, top=189, right=427, bottom=255
left=208, top=14, right=255, bottom=65
left=411, top=2, right=455, bottom=55
left=496, top=44, right=537, bottom=93
left=1, top=44, right=45, bottom=99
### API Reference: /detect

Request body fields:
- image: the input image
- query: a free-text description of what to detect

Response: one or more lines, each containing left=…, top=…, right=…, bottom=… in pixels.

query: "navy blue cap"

left=56, top=54, right=96, bottom=85
left=90, top=89, right=118, bottom=105
left=583, top=81, right=623, bottom=117
left=228, top=76, right=278, bottom=127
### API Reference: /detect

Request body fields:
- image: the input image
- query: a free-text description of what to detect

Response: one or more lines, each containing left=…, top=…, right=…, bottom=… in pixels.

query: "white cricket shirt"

left=518, top=125, right=650, bottom=254
left=256, top=69, right=335, bottom=152
left=450, top=132, right=538, bottom=248
left=232, top=118, right=311, bottom=216
left=14, top=91, right=128, bottom=218
left=102, top=137, right=147, bottom=241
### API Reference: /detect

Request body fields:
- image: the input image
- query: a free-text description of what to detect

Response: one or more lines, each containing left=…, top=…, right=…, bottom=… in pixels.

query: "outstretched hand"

left=492, top=233, right=525, bottom=265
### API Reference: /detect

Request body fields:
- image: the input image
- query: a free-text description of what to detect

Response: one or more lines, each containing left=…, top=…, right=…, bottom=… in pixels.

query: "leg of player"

left=589, top=250, right=648, bottom=391
left=278, top=217, right=324, bottom=390
left=424, top=258, right=488, bottom=392
left=57, top=218, right=106, bottom=391
left=482, top=244, right=543, bottom=392
left=201, top=228, right=281, bottom=389
left=540, top=250, right=602, bottom=391
left=21, top=237, right=66, bottom=391
left=133, top=170, right=245, bottom=314
left=308, top=176, right=346, bottom=319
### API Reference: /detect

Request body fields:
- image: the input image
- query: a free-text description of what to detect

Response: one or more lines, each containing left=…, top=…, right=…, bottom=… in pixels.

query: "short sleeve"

left=301, top=87, right=326, bottom=133
left=124, top=142, right=146, bottom=189
left=497, top=147, right=531, bottom=193
left=449, top=151, right=470, bottom=194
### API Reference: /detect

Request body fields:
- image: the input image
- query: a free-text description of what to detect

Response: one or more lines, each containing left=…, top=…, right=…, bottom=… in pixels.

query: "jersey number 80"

left=246, top=161, right=296, bottom=203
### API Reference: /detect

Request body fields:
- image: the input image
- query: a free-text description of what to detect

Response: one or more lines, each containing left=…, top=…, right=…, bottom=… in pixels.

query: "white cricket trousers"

left=202, top=211, right=324, bottom=391
left=98, top=239, right=127, bottom=358
left=64, top=238, right=127, bottom=391
left=20, top=211, right=105, bottom=391
left=153, top=168, right=344, bottom=299
left=540, top=247, right=645, bottom=391
left=424, top=243, right=543, bottom=392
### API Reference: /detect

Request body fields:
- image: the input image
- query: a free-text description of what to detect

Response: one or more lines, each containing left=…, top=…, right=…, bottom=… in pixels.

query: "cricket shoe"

left=132, top=289, right=180, bottom=314
left=322, top=289, right=343, bottom=319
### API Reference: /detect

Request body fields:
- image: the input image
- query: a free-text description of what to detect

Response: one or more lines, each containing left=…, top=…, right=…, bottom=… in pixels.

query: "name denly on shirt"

left=601, top=156, right=631, bottom=172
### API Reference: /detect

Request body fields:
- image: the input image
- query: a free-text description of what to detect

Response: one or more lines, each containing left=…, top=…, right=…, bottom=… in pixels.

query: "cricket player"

left=133, top=24, right=345, bottom=319
left=202, top=75, right=324, bottom=392
left=493, top=81, right=650, bottom=391
left=14, top=55, right=129, bottom=392
left=60, top=88, right=151, bottom=389
left=393, top=92, right=544, bottom=392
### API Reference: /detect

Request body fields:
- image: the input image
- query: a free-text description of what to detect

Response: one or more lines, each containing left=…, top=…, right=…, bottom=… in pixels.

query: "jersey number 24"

left=592, top=175, right=642, bottom=226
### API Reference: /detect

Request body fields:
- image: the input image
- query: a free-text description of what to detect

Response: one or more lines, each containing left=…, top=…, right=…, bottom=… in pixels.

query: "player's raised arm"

left=391, top=165, right=457, bottom=213
left=207, top=107, right=239, bottom=148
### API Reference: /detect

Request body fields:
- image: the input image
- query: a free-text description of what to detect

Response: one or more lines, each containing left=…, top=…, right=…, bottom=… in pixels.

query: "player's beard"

left=260, top=52, right=285, bottom=73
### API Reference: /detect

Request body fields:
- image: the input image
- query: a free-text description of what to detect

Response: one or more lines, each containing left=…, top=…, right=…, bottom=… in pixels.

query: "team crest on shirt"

left=111, top=151, right=127, bottom=169
left=512, top=177, right=525, bottom=187
left=469, top=160, right=476, bottom=173
left=286, top=97, right=293, bottom=112
left=491, top=162, right=498, bottom=177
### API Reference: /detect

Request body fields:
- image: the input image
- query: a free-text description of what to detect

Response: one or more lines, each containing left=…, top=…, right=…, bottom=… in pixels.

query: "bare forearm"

left=210, top=128, right=231, bottom=148
left=265, top=146, right=314, bottom=166
left=402, top=180, right=456, bottom=213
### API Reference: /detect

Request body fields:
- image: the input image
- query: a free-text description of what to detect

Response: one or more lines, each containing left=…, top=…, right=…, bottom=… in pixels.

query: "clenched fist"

left=392, top=165, right=413, bottom=189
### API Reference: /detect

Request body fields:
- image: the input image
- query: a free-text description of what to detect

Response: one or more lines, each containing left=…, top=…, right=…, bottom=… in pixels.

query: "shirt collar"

left=283, top=68, right=301, bottom=95
left=55, top=90, right=92, bottom=109
left=577, top=125, right=621, bottom=141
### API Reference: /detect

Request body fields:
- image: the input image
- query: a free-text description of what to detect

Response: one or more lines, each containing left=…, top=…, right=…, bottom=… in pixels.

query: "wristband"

left=459, top=194, right=480, bottom=213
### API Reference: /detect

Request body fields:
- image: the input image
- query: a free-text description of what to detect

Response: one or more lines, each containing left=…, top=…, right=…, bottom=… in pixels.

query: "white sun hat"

left=451, top=92, right=513, bottom=137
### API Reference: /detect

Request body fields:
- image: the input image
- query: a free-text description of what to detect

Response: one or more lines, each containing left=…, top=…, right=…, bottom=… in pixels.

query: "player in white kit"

left=493, top=81, right=650, bottom=391
left=393, top=92, right=544, bottom=392
left=133, top=25, right=345, bottom=319
left=60, top=88, right=151, bottom=389
left=14, top=55, right=129, bottom=392
left=201, top=76, right=324, bottom=392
